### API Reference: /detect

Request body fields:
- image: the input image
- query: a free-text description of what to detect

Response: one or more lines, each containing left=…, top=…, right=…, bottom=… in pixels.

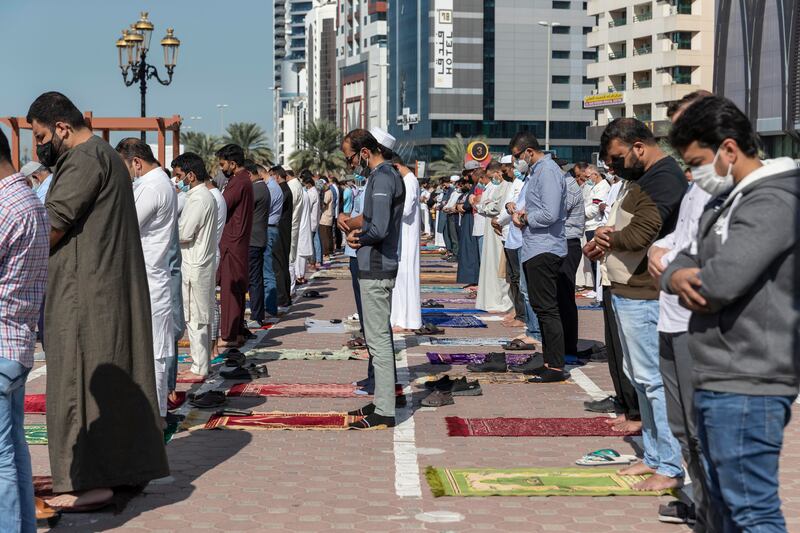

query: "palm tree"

left=288, top=120, right=346, bottom=175
left=223, top=122, right=274, bottom=166
left=428, top=133, right=489, bottom=178
left=181, top=131, right=223, bottom=174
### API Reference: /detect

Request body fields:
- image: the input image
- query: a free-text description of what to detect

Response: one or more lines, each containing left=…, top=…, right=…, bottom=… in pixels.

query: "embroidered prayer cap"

left=369, top=127, right=396, bottom=151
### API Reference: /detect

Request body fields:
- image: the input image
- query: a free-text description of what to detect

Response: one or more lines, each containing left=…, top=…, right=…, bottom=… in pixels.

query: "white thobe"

left=295, top=187, right=314, bottom=277
left=287, top=178, right=305, bottom=293
left=419, top=189, right=432, bottom=235
left=179, top=185, right=218, bottom=376
left=472, top=184, right=490, bottom=238
left=133, top=167, right=178, bottom=416
left=391, top=171, right=422, bottom=329
left=476, top=180, right=513, bottom=312
left=433, top=190, right=446, bottom=247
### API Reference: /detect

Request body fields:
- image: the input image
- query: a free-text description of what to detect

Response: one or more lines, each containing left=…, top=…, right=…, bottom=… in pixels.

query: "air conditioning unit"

left=671, top=42, right=680, bottom=50
left=591, top=89, right=599, bottom=95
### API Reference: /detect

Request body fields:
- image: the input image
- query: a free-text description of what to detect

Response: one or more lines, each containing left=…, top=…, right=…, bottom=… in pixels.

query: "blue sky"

left=0, top=0, right=275, bottom=149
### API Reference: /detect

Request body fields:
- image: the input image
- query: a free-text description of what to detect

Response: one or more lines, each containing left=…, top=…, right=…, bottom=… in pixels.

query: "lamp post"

left=216, top=104, right=229, bottom=135
left=538, top=21, right=560, bottom=152
left=117, top=12, right=181, bottom=141
left=266, top=86, right=279, bottom=156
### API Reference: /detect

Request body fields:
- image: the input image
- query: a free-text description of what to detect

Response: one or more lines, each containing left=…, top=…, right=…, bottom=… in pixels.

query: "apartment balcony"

left=632, top=79, right=652, bottom=89
left=633, top=12, right=652, bottom=22
left=608, top=17, right=627, bottom=28
left=657, top=49, right=708, bottom=68
left=633, top=45, right=652, bottom=56
left=587, top=0, right=632, bottom=16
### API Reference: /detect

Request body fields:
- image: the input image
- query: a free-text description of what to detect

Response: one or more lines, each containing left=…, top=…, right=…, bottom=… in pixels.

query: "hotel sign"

left=433, top=0, right=454, bottom=89
left=583, top=92, right=625, bottom=109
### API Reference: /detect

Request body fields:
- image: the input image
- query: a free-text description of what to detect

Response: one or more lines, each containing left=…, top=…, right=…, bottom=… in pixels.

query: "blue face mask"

left=354, top=174, right=365, bottom=185
left=513, top=169, right=524, bottom=180
left=176, top=179, right=189, bottom=193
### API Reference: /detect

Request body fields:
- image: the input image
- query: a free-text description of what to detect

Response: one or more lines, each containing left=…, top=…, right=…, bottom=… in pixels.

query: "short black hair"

left=486, top=160, right=501, bottom=172
left=243, top=158, right=259, bottom=175
left=302, top=176, right=315, bottom=187
left=668, top=95, right=761, bottom=157
left=391, top=154, right=406, bottom=166
left=666, top=90, right=714, bottom=120
left=171, top=152, right=209, bottom=182
left=269, top=165, right=287, bottom=180
left=573, top=161, right=589, bottom=172
left=115, top=137, right=158, bottom=164
left=215, top=143, right=245, bottom=166
left=287, top=169, right=296, bottom=177
left=0, top=128, right=11, bottom=164
left=509, top=131, right=541, bottom=153
left=299, top=169, right=313, bottom=181
left=26, top=91, right=86, bottom=128
left=600, top=118, right=655, bottom=154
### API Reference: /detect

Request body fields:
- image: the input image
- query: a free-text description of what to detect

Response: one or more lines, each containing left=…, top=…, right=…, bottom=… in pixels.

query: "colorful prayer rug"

left=421, top=308, right=487, bottom=314
left=423, top=315, right=486, bottom=328
left=425, top=467, right=672, bottom=497
left=24, top=394, right=46, bottom=414
left=248, top=348, right=368, bottom=361
left=227, top=383, right=404, bottom=398
left=420, top=286, right=467, bottom=293
left=426, top=298, right=477, bottom=304
left=421, top=337, right=511, bottom=346
left=426, top=352, right=532, bottom=365
left=177, top=354, right=226, bottom=365
left=25, top=425, right=48, bottom=445
left=415, top=372, right=531, bottom=385
left=445, top=416, right=641, bottom=437
left=204, top=411, right=363, bottom=430
left=420, top=273, right=457, bottom=283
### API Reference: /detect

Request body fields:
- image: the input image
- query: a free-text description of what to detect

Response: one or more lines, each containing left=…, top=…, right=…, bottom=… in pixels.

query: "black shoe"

left=348, top=412, right=396, bottom=429
left=507, top=353, right=545, bottom=373
left=347, top=403, right=376, bottom=417
left=395, top=395, right=407, bottom=408
left=189, top=390, right=227, bottom=408
left=527, top=368, right=570, bottom=383
left=424, top=375, right=454, bottom=391
left=466, top=353, right=507, bottom=373
left=421, top=389, right=454, bottom=407
left=658, top=501, right=696, bottom=525
left=583, top=396, right=618, bottom=413
left=451, top=377, right=482, bottom=396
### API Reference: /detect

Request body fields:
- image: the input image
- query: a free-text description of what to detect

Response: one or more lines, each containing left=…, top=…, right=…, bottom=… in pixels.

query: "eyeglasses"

left=345, top=152, right=358, bottom=166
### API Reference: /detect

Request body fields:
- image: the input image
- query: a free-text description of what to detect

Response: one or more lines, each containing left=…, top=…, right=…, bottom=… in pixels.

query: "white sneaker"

left=246, top=320, right=262, bottom=329
left=582, top=291, right=597, bottom=299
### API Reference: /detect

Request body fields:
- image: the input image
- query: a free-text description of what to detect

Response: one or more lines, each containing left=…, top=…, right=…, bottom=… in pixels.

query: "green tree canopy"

left=180, top=131, right=223, bottom=175
left=288, top=120, right=346, bottom=176
left=428, top=133, right=489, bottom=178
left=223, top=122, right=275, bottom=166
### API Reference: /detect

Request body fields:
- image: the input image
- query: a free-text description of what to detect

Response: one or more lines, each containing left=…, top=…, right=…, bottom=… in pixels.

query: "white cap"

left=369, top=126, right=396, bottom=151
left=464, top=160, right=481, bottom=171
left=449, top=175, right=460, bottom=183
left=500, top=155, right=513, bottom=164
left=20, top=161, right=45, bottom=177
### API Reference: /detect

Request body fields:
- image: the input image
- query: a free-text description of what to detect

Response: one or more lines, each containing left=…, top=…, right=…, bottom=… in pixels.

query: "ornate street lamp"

left=117, top=12, right=181, bottom=140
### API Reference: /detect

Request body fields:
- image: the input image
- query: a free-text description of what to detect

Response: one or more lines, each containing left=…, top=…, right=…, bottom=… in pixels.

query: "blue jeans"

left=0, top=358, right=35, bottom=533
left=696, top=391, right=794, bottom=533
left=516, top=252, right=541, bottom=341
left=313, top=230, right=322, bottom=264
left=476, top=236, right=484, bottom=256
left=263, top=226, right=280, bottom=316
left=611, top=294, right=683, bottom=478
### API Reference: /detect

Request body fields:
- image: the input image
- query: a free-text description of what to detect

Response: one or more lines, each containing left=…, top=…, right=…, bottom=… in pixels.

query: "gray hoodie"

left=662, top=158, right=800, bottom=397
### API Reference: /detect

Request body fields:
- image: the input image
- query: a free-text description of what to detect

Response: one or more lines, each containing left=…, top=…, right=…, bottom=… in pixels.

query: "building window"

left=583, top=26, right=593, bottom=34
left=552, top=50, right=570, bottom=59
left=672, top=31, right=692, bottom=50
left=552, top=25, right=570, bottom=34
left=583, top=2, right=587, bottom=8
left=582, top=75, right=595, bottom=85
left=552, top=100, right=570, bottom=109
left=672, top=66, right=692, bottom=84
left=552, top=75, right=570, bottom=84
left=552, top=0, right=570, bottom=8
left=677, top=0, right=692, bottom=14
left=583, top=50, right=598, bottom=60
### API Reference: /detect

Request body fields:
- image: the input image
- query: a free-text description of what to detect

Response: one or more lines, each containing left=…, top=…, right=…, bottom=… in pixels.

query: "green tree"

left=223, top=122, right=275, bottom=166
left=181, top=131, right=223, bottom=174
left=428, top=133, right=489, bottom=178
left=288, top=120, right=346, bottom=175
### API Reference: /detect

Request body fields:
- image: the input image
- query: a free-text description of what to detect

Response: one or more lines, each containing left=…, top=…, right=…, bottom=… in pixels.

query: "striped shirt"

left=0, top=172, right=49, bottom=367
left=564, top=176, right=586, bottom=240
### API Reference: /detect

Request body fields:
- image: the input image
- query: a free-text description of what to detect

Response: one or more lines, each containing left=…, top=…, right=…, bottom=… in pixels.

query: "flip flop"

left=575, top=449, right=638, bottom=466
left=501, top=339, right=538, bottom=351
left=414, top=323, right=445, bottom=335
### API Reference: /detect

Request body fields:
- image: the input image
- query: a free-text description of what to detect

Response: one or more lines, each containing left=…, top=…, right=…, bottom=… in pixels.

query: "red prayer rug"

left=24, top=394, right=46, bottom=414
left=227, top=383, right=404, bottom=398
left=204, top=411, right=362, bottom=430
left=446, top=416, right=641, bottom=437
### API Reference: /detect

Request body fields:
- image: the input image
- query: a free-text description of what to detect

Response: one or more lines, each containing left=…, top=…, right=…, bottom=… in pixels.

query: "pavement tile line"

left=394, top=347, right=423, bottom=499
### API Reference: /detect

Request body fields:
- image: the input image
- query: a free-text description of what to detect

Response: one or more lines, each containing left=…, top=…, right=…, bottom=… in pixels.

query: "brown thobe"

left=44, top=135, right=168, bottom=493
left=218, top=169, right=254, bottom=340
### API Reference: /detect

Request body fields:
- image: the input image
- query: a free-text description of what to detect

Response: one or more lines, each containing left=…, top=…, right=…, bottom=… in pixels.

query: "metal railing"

left=608, top=17, right=627, bottom=27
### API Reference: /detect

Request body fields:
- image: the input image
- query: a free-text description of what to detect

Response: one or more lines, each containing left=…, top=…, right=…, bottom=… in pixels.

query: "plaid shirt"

left=0, top=172, right=49, bottom=367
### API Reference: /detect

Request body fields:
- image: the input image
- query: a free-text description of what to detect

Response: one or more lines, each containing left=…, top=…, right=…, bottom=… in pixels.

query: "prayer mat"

left=421, top=337, right=511, bottom=346
left=445, top=416, right=641, bottom=437
left=421, top=308, right=487, bottom=314
left=24, top=394, right=46, bottom=414
left=423, top=315, right=486, bottom=328
left=305, top=318, right=346, bottom=334
left=248, top=348, right=369, bottom=361
left=414, top=372, right=530, bottom=385
left=427, top=298, right=478, bottom=304
left=177, top=354, right=226, bottom=365
left=577, top=305, right=602, bottom=311
left=420, top=286, right=467, bottom=293
left=425, top=467, right=672, bottom=497
left=312, top=270, right=351, bottom=280
left=227, top=383, right=404, bottom=398
left=176, top=374, right=207, bottom=384
left=204, top=411, right=363, bottom=431
left=420, top=273, right=457, bottom=283
left=426, top=352, right=532, bottom=365
left=25, top=425, right=48, bottom=445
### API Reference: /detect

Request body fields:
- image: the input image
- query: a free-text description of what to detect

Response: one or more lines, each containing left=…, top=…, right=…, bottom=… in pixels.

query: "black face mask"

left=36, top=130, right=63, bottom=168
left=611, top=151, right=645, bottom=181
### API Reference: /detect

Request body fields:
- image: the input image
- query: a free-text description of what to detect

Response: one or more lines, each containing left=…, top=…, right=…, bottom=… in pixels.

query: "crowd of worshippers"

left=1, top=89, right=798, bottom=532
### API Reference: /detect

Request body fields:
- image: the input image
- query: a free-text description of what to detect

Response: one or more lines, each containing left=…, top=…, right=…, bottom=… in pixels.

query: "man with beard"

left=270, top=166, right=294, bottom=309
left=216, top=144, right=254, bottom=348
left=27, top=91, right=168, bottom=510
left=456, top=161, right=481, bottom=287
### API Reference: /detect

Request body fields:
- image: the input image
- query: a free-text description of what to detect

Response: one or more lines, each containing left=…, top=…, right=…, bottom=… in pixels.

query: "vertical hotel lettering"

left=433, top=0, right=454, bottom=89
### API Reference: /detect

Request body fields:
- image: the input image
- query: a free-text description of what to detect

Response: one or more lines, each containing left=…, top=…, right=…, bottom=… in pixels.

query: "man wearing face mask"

left=475, top=160, right=513, bottom=313
left=494, top=154, right=527, bottom=327
left=27, top=91, right=168, bottom=510
left=115, top=138, right=178, bottom=421
left=664, top=96, right=799, bottom=533
left=585, top=118, right=686, bottom=492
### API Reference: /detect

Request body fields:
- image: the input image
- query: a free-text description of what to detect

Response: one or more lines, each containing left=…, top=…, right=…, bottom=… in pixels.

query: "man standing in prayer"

left=583, top=165, right=611, bottom=285
left=306, top=173, right=322, bottom=271
left=318, top=178, right=335, bottom=261
left=116, top=138, right=178, bottom=419
left=341, top=128, right=405, bottom=429
left=28, top=91, right=168, bottom=510
left=216, top=144, right=254, bottom=348
left=287, top=168, right=305, bottom=297
left=294, top=171, right=315, bottom=284
left=390, top=154, right=422, bottom=332
left=0, top=128, right=48, bottom=531
left=556, top=169, right=586, bottom=357
left=476, top=161, right=513, bottom=313
left=172, top=153, right=218, bottom=381
left=272, top=167, right=294, bottom=308
left=260, top=165, right=284, bottom=316
left=456, top=162, right=482, bottom=286
left=206, top=172, right=226, bottom=354
left=246, top=160, right=270, bottom=327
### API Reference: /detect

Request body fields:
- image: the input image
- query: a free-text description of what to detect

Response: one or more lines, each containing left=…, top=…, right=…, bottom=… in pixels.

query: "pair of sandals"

left=346, top=337, right=367, bottom=349
left=218, top=349, right=269, bottom=380
left=501, top=338, right=539, bottom=351
left=422, top=299, right=444, bottom=309
left=576, top=448, right=637, bottom=466
left=414, top=322, right=445, bottom=335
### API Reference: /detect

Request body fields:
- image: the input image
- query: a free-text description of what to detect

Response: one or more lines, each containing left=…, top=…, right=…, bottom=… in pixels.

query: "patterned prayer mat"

left=227, top=382, right=404, bottom=398
left=420, top=337, right=511, bottom=346
left=420, top=273, right=457, bottom=283
left=312, top=270, right=351, bottom=280
left=422, top=315, right=486, bottom=328
left=24, top=394, right=46, bottom=414
left=177, top=354, right=226, bottom=365
left=425, top=352, right=588, bottom=367
left=445, top=416, right=641, bottom=437
left=204, top=411, right=363, bottom=431
left=426, top=298, right=482, bottom=304
left=420, top=286, right=467, bottom=293
left=421, top=308, right=487, bottom=314
left=305, top=318, right=347, bottom=334
left=425, top=467, right=672, bottom=497
left=414, top=372, right=531, bottom=385
left=25, top=425, right=48, bottom=445
left=247, top=348, right=368, bottom=361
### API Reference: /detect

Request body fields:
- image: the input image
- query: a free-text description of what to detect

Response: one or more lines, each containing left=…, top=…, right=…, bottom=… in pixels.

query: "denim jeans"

left=0, top=358, right=35, bottom=533
left=516, top=251, right=541, bottom=341
left=611, top=294, right=683, bottom=478
left=695, top=390, right=794, bottom=533
left=312, top=230, right=322, bottom=264
left=263, top=226, right=280, bottom=316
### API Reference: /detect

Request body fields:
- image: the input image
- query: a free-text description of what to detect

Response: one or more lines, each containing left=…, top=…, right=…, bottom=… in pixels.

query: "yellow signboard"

left=583, top=92, right=625, bottom=109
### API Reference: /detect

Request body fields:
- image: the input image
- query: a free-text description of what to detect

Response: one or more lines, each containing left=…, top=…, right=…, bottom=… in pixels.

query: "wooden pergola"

left=0, top=111, right=182, bottom=170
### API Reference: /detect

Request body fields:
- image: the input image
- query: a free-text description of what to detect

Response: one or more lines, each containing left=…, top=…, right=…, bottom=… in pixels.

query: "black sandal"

left=413, top=323, right=445, bottom=335
left=501, top=339, right=538, bottom=351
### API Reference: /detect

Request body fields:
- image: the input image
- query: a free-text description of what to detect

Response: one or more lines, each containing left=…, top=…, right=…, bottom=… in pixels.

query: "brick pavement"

left=28, top=253, right=800, bottom=532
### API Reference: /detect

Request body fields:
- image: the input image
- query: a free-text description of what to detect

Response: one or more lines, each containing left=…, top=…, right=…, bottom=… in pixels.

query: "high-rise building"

left=274, top=0, right=313, bottom=163
left=306, top=1, right=338, bottom=124
left=387, top=0, right=597, bottom=167
left=336, top=0, right=389, bottom=132
left=584, top=0, right=715, bottom=141
left=714, top=0, right=800, bottom=157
